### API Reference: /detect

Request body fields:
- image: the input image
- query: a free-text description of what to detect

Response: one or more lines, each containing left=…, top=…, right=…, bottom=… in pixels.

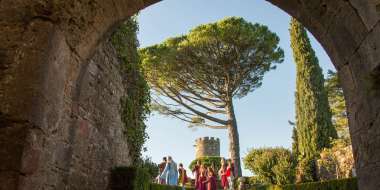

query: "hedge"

left=110, top=166, right=151, bottom=190
left=248, top=178, right=358, bottom=190
left=110, top=166, right=195, bottom=190
left=150, top=184, right=194, bottom=190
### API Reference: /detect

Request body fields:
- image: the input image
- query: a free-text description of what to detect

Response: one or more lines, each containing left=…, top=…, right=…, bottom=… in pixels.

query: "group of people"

left=157, top=156, right=188, bottom=190
left=192, top=158, right=235, bottom=190
left=156, top=156, right=235, bottom=190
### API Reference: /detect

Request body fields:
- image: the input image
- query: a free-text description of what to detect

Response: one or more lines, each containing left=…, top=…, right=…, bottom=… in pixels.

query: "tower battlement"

left=194, top=136, right=220, bottom=158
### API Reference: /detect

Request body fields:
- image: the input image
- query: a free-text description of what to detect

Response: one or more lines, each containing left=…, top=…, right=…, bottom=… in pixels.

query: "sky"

left=137, top=0, right=335, bottom=176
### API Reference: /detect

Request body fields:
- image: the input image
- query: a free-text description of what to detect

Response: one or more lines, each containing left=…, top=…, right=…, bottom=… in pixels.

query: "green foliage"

left=243, top=147, right=295, bottom=185
left=112, top=16, right=140, bottom=72
left=247, top=178, right=357, bottom=190
left=112, top=16, right=151, bottom=162
left=291, top=127, right=299, bottom=162
left=150, top=184, right=194, bottom=190
left=318, top=72, right=353, bottom=180
left=317, top=139, right=354, bottom=180
left=188, top=156, right=224, bottom=171
left=141, top=17, right=284, bottom=113
left=110, top=166, right=151, bottom=190
left=140, top=17, right=284, bottom=176
left=295, top=158, right=317, bottom=183
left=141, top=157, right=160, bottom=178
left=289, top=18, right=337, bottom=182
left=247, top=176, right=265, bottom=185
left=325, top=70, right=350, bottom=143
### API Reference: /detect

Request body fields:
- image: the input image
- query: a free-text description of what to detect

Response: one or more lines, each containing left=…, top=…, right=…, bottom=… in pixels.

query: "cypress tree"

left=291, top=126, right=299, bottom=158
left=289, top=18, right=337, bottom=182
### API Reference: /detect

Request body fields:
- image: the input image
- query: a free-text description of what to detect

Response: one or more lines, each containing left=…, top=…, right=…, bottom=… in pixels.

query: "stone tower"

left=195, top=137, right=220, bottom=158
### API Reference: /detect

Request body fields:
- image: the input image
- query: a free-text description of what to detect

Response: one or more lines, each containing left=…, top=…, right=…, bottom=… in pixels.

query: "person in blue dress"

left=160, top=156, right=178, bottom=185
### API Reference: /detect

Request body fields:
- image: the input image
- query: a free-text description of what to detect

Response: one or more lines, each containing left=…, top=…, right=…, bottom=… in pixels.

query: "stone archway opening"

left=137, top=0, right=341, bottom=181
left=0, top=0, right=379, bottom=190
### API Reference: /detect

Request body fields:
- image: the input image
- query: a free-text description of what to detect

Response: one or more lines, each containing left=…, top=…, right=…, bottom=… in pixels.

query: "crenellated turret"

left=194, top=136, right=220, bottom=158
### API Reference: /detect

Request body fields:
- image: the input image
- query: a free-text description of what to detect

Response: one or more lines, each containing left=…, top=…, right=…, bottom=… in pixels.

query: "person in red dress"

left=203, top=167, right=217, bottom=190
left=158, top=157, right=167, bottom=184
left=192, top=160, right=201, bottom=189
left=226, top=161, right=234, bottom=190
left=218, top=162, right=228, bottom=190
left=178, top=163, right=188, bottom=190
left=197, top=165, right=207, bottom=190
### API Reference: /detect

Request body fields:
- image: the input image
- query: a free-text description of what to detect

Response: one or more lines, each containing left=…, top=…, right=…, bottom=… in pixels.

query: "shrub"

left=141, top=157, right=160, bottom=178
left=295, top=157, right=317, bottom=183
left=110, top=166, right=151, bottom=190
left=316, top=139, right=354, bottom=180
left=188, top=156, right=224, bottom=171
left=244, top=147, right=295, bottom=185
left=247, top=178, right=357, bottom=190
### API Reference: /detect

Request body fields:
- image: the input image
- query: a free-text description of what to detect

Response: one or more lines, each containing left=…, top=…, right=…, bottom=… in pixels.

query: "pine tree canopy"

left=140, top=17, right=284, bottom=128
left=141, top=17, right=284, bottom=176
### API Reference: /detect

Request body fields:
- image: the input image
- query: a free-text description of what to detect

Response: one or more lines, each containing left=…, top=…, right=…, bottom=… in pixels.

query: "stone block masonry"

left=0, top=39, right=130, bottom=190
left=195, top=137, right=220, bottom=159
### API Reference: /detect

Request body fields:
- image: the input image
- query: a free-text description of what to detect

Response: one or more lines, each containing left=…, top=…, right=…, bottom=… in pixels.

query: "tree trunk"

left=226, top=100, right=242, bottom=177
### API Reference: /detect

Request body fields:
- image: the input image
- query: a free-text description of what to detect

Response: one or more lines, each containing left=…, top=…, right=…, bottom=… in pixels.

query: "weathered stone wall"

left=195, top=137, right=220, bottom=159
left=0, top=37, right=130, bottom=189
left=0, top=1, right=147, bottom=189
left=53, top=40, right=130, bottom=189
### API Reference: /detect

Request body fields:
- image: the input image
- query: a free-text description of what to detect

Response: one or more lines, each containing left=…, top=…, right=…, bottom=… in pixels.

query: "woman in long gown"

left=226, top=161, right=234, bottom=190
left=203, top=167, right=217, bottom=190
left=192, top=160, right=201, bottom=189
left=178, top=163, right=188, bottom=190
left=197, top=165, right=207, bottom=190
left=219, top=162, right=228, bottom=190
left=157, top=157, right=167, bottom=184
left=160, top=156, right=178, bottom=185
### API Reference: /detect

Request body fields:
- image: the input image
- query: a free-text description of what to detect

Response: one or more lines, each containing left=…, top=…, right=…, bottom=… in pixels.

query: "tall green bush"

left=142, top=157, right=160, bottom=178
left=289, top=18, right=337, bottom=182
left=244, top=147, right=295, bottom=185
left=110, top=166, right=151, bottom=190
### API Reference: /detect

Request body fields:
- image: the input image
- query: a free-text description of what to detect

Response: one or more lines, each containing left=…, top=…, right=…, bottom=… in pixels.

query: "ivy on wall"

left=111, top=15, right=151, bottom=162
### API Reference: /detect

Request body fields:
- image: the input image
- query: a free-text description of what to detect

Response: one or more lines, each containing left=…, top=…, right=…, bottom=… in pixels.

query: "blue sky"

left=137, top=0, right=335, bottom=176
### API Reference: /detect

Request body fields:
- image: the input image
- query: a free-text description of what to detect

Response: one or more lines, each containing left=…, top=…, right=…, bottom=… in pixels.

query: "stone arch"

left=0, top=0, right=379, bottom=189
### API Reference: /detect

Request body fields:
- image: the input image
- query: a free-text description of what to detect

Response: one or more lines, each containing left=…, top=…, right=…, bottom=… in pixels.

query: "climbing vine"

left=111, top=15, right=151, bottom=162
